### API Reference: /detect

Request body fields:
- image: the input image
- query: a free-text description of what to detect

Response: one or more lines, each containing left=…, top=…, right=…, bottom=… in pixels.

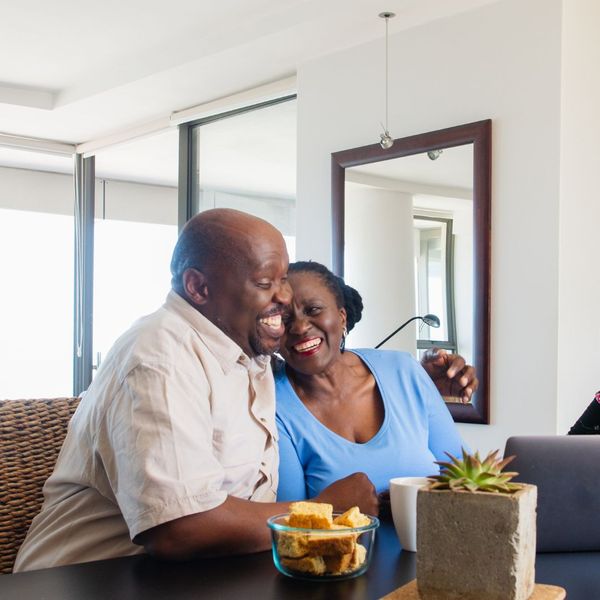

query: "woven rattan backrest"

left=0, top=397, right=80, bottom=574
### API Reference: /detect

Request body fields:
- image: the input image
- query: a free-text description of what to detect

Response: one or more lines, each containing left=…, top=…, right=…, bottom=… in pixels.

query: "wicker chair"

left=0, top=397, right=80, bottom=574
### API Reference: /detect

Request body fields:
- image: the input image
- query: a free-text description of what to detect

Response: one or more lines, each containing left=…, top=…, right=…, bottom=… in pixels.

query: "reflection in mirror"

left=331, top=121, right=491, bottom=424
left=345, top=145, right=472, bottom=363
left=415, top=216, right=455, bottom=350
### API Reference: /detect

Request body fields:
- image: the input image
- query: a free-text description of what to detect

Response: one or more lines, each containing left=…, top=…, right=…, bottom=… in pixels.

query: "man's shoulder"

left=132, top=304, right=192, bottom=345
left=101, top=305, right=203, bottom=381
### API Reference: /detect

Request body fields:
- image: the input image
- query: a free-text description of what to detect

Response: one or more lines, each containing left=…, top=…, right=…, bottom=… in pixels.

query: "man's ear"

left=182, top=268, right=209, bottom=306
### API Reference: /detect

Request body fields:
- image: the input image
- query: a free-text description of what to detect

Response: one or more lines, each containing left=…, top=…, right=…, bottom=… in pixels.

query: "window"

left=92, top=133, right=179, bottom=370
left=188, top=97, right=296, bottom=260
left=0, top=159, right=74, bottom=398
left=0, top=93, right=296, bottom=397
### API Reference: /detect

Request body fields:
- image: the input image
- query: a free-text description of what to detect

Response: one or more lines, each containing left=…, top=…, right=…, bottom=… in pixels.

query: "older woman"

left=275, top=261, right=466, bottom=501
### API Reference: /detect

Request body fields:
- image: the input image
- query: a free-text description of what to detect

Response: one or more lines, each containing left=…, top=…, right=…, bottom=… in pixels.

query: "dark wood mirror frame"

left=331, top=119, right=491, bottom=424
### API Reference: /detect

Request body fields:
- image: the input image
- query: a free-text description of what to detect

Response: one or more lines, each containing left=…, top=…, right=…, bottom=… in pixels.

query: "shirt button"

left=259, top=417, right=266, bottom=423
left=261, top=461, right=267, bottom=467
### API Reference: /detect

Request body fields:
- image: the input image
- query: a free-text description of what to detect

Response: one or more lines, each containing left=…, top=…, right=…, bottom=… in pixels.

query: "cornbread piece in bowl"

left=268, top=502, right=379, bottom=581
left=287, top=501, right=333, bottom=529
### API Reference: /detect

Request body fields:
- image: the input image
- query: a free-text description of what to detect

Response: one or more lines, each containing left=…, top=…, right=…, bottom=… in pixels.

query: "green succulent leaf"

left=429, top=447, right=521, bottom=494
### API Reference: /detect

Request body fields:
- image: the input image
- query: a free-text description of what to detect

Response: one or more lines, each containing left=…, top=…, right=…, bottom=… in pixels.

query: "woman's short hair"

left=288, top=261, right=363, bottom=332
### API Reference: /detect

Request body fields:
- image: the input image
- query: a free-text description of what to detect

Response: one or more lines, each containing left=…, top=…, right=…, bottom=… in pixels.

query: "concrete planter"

left=416, top=484, right=537, bottom=600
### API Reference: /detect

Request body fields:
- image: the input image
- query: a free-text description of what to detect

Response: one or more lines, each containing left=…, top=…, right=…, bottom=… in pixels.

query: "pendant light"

left=379, top=12, right=395, bottom=149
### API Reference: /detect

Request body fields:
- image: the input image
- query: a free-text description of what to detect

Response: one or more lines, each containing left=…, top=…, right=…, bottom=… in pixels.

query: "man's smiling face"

left=206, top=223, right=292, bottom=358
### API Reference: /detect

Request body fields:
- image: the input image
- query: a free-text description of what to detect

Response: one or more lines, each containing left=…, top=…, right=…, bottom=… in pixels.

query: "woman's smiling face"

left=280, top=271, right=347, bottom=374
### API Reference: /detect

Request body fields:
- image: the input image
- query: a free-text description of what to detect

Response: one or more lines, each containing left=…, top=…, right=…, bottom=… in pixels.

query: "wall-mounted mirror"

left=331, top=120, right=491, bottom=424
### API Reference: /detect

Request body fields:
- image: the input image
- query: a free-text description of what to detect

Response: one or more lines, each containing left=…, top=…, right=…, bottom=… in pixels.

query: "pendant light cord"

left=385, top=15, right=389, bottom=133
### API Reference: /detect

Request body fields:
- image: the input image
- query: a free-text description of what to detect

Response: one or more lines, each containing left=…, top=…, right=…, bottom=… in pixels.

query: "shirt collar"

left=164, top=290, right=271, bottom=375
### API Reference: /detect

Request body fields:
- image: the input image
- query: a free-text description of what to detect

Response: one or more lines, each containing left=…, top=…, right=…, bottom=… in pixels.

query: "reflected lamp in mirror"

left=331, top=120, right=491, bottom=424
left=375, top=314, right=440, bottom=349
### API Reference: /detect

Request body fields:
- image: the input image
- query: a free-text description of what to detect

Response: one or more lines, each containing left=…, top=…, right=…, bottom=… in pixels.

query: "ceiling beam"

left=170, top=76, right=296, bottom=125
left=76, top=116, right=172, bottom=157
left=0, top=84, right=55, bottom=110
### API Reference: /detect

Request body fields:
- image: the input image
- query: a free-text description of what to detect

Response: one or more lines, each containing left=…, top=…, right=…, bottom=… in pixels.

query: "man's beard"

left=214, top=319, right=278, bottom=358
left=249, top=330, right=280, bottom=357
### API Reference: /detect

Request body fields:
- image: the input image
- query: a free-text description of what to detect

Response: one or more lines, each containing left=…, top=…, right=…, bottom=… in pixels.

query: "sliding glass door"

left=186, top=97, right=297, bottom=260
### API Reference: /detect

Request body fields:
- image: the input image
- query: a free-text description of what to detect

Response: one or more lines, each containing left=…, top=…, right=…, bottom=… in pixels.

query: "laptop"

left=504, top=435, right=600, bottom=552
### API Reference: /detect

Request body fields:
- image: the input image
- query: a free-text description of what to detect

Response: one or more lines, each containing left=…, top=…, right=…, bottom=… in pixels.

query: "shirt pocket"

left=212, top=430, right=264, bottom=498
left=212, top=429, right=261, bottom=467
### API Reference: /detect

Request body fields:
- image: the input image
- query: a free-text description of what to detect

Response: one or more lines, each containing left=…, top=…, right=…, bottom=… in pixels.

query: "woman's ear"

left=340, top=307, right=347, bottom=332
left=182, top=268, right=209, bottom=306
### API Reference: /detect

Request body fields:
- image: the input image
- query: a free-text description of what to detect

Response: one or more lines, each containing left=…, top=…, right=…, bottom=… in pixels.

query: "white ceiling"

left=0, top=0, right=497, bottom=186
left=1, top=0, right=498, bottom=144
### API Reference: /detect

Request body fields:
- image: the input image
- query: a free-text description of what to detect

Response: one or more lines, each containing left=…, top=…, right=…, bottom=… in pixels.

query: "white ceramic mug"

left=389, top=476, right=430, bottom=552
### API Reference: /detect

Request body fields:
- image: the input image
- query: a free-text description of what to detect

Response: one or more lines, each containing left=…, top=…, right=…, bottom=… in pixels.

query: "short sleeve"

left=98, top=362, right=228, bottom=539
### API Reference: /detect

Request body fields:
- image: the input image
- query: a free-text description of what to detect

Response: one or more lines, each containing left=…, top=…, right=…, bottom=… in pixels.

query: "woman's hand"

left=314, top=472, right=379, bottom=516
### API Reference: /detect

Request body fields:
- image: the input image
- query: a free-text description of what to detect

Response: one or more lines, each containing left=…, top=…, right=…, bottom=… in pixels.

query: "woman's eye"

left=306, top=306, right=322, bottom=316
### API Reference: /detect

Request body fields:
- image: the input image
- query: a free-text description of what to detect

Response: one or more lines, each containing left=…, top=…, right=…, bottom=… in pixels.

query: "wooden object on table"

left=381, top=579, right=566, bottom=600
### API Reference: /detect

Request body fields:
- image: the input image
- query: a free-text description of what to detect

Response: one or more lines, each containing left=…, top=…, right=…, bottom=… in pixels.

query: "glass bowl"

left=267, top=512, right=380, bottom=581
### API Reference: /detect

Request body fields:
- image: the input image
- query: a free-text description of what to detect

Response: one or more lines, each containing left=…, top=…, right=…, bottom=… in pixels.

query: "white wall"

left=296, top=0, right=563, bottom=453
left=557, top=0, right=600, bottom=432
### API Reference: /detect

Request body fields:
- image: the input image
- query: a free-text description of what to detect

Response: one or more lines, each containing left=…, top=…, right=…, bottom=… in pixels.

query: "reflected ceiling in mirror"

left=331, top=121, right=491, bottom=424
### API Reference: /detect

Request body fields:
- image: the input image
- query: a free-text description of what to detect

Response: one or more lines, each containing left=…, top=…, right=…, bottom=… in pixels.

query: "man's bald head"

left=170, top=208, right=275, bottom=295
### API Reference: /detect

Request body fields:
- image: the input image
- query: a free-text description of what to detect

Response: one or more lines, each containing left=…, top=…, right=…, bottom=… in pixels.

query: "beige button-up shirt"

left=14, top=291, right=278, bottom=572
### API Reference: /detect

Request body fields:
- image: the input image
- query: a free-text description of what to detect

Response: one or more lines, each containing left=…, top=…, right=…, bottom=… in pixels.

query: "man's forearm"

left=135, top=495, right=290, bottom=560
left=135, top=471, right=379, bottom=560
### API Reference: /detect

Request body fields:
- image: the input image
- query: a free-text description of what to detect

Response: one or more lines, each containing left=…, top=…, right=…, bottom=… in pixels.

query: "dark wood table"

left=1, top=521, right=598, bottom=599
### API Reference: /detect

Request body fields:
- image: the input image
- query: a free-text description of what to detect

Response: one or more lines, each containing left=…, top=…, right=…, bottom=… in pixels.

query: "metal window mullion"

left=73, top=154, right=95, bottom=396
left=178, top=122, right=197, bottom=231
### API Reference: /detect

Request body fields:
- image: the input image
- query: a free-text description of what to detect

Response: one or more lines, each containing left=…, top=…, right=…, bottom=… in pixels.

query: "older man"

left=15, top=209, right=378, bottom=572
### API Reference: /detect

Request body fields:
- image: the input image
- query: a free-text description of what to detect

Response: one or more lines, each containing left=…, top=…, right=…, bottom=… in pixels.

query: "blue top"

left=275, top=348, right=465, bottom=500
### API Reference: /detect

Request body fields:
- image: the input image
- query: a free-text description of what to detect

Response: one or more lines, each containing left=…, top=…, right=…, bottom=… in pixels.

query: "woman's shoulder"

left=350, top=347, right=418, bottom=368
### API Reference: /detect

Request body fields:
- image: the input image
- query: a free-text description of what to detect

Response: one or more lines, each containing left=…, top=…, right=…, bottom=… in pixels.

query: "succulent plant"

left=428, top=448, right=522, bottom=493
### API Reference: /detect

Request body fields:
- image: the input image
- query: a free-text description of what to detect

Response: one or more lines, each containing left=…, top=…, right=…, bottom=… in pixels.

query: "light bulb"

left=380, top=131, right=394, bottom=149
